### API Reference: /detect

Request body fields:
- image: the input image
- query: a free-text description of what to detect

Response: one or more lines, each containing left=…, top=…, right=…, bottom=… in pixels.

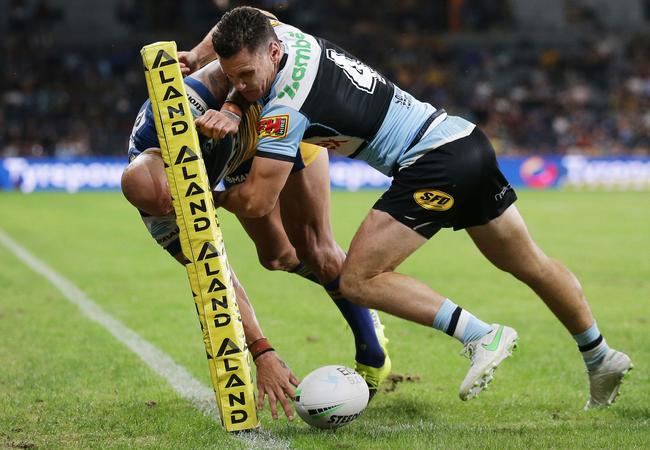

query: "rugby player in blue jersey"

left=201, top=7, right=632, bottom=407
left=121, top=56, right=389, bottom=420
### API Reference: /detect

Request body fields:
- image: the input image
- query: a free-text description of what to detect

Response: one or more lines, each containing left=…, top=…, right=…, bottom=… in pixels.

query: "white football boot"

left=459, top=324, right=518, bottom=401
left=584, top=349, right=633, bottom=410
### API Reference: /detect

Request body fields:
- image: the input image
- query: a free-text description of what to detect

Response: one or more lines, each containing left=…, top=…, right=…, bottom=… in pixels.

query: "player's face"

left=220, top=41, right=281, bottom=103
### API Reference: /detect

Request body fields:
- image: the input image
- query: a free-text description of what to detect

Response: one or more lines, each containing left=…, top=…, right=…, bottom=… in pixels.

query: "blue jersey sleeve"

left=255, top=104, right=309, bottom=162
left=127, top=77, right=220, bottom=161
left=127, top=101, right=159, bottom=160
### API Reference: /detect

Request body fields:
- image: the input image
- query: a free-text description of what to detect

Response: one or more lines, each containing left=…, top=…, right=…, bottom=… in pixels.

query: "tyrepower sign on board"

left=2, top=155, right=650, bottom=192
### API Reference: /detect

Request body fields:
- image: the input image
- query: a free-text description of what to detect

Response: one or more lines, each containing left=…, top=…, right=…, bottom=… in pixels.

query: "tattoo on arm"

left=207, top=67, right=230, bottom=105
left=226, top=89, right=251, bottom=115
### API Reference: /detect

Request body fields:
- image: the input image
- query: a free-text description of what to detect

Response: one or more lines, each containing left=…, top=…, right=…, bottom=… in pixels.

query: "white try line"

left=0, top=229, right=289, bottom=450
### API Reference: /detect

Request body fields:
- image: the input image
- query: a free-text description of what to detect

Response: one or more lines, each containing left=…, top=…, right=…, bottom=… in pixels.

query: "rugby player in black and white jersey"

left=196, top=7, right=632, bottom=407
left=122, top=53, right=390, bottom=419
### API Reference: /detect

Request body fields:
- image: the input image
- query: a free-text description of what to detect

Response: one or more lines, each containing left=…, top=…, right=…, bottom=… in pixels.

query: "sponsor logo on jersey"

left=224, top=173, right=248, bottom=185
left=186, top=91, right=207, bottom=115
left=393, top=91, right=412, bottom=108
left=413, top=189, right=454, bottom=211
left=277, top=32, right=313, bottom=99
left=258, top=115, right=289, bottom=139
left=312, top=137, right=350, bottom=150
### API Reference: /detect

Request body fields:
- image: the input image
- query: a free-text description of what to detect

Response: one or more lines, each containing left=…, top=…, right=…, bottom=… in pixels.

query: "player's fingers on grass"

left=267, top=391, right=279, bottom=420
left=281, top=379, right=295, bottom=399
left=257, top=383, right=266, bottom=411
left=289, top=373, right=300, bottom=387
left=277, top=390, right=294, bottom=420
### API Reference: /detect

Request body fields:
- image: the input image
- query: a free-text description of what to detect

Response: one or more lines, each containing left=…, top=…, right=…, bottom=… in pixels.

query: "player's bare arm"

left=178, top=33, right=218, bottom=75
left=190, top=61, right=243, bottom=138
left=170, top=246, right=299, bottom=419
left=214, top=156, right=293, bottom=218
left=231, top=268, right=300, bottom=420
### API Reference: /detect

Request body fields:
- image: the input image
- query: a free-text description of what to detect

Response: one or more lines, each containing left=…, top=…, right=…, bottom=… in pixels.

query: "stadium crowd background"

left=1, top=0, right=649, bottom=159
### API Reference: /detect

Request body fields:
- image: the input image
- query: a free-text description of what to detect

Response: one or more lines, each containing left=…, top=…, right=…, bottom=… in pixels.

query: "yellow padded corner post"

left=140, top=41, right=258, bottom=432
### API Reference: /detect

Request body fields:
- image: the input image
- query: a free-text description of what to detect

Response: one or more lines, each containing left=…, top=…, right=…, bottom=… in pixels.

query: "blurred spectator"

left=1, top=0, right=648, bottom=157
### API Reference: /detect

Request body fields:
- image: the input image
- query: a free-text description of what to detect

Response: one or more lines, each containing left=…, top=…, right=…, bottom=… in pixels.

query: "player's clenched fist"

left=195, top=109, right=240, bottom=139
left=178, top=51, right=199, bottom=76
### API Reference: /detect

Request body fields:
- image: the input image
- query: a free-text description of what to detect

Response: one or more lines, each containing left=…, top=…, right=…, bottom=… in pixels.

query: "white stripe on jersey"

left=272, top=23, right=322, bottom=111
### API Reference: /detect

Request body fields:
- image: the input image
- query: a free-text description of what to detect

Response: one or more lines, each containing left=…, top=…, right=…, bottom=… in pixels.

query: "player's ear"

left=269, top=40, right=281, bottom=63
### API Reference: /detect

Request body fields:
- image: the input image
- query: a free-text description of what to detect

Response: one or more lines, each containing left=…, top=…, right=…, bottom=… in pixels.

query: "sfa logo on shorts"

left=520, top=156, right=559, bottom=189
left=413, top=189, right=454, bottom=211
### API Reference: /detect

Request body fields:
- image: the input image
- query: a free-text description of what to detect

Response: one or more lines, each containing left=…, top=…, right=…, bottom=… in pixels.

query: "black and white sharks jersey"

left=255, top=21, right=473, bottom=176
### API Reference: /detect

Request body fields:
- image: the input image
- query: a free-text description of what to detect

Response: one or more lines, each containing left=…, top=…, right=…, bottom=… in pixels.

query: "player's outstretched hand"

left=195, top=109, right=240, bottom=139
left=178, top=51, right=199, bottom=76
left=254, top=351, right=300, bottom=420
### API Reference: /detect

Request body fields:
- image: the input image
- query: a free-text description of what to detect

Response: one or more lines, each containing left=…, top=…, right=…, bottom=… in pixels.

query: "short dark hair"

left=212, top=7, right=278, bottom=59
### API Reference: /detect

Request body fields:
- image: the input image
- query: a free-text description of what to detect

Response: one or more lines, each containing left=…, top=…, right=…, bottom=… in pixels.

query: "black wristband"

left=252, top=347, right=275, bottom=361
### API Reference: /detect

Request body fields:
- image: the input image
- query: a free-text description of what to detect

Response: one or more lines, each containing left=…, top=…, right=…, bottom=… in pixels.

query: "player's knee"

left=294, top=236, right=338, bottom=265
left=339, top=268, right=368, bottom=306
left=299, top=243, right=345, bottom=280
left=506, top=252, right=552, bottom=285
left=121, top=153, right=173, bottom=216
left=253, top=244, right=297, bottom=272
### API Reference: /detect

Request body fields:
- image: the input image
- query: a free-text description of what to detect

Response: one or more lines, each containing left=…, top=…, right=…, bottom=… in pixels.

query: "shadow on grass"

left=364, top=396, right=440, bottom=422
left=271, top=397, right=442, bottom=439
left=612, top=405, right=650, bottom=420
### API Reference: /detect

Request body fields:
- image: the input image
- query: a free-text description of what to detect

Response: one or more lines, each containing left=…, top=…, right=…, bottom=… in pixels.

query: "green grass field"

left=1, top=190, right=649, bottom=449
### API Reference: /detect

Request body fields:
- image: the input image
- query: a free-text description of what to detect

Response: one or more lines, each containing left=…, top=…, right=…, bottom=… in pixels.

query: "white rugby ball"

left=294, top=365, right=369, bottom=429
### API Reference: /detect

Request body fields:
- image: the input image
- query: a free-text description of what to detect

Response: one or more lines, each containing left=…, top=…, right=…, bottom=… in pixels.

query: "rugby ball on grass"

left=294, top=365, right=369, bottom=429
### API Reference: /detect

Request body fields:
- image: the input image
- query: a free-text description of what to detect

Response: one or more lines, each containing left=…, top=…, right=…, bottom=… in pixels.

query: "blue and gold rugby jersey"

left=128, top=75, right=260, bottom=189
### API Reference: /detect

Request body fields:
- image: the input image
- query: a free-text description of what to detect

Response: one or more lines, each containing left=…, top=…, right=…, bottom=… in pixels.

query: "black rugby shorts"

left=373, top=127, right=517, bottom=239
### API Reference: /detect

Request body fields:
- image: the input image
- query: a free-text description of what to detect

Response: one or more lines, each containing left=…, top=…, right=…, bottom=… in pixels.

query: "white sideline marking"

left=0, top=230, right=289, bottom=450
